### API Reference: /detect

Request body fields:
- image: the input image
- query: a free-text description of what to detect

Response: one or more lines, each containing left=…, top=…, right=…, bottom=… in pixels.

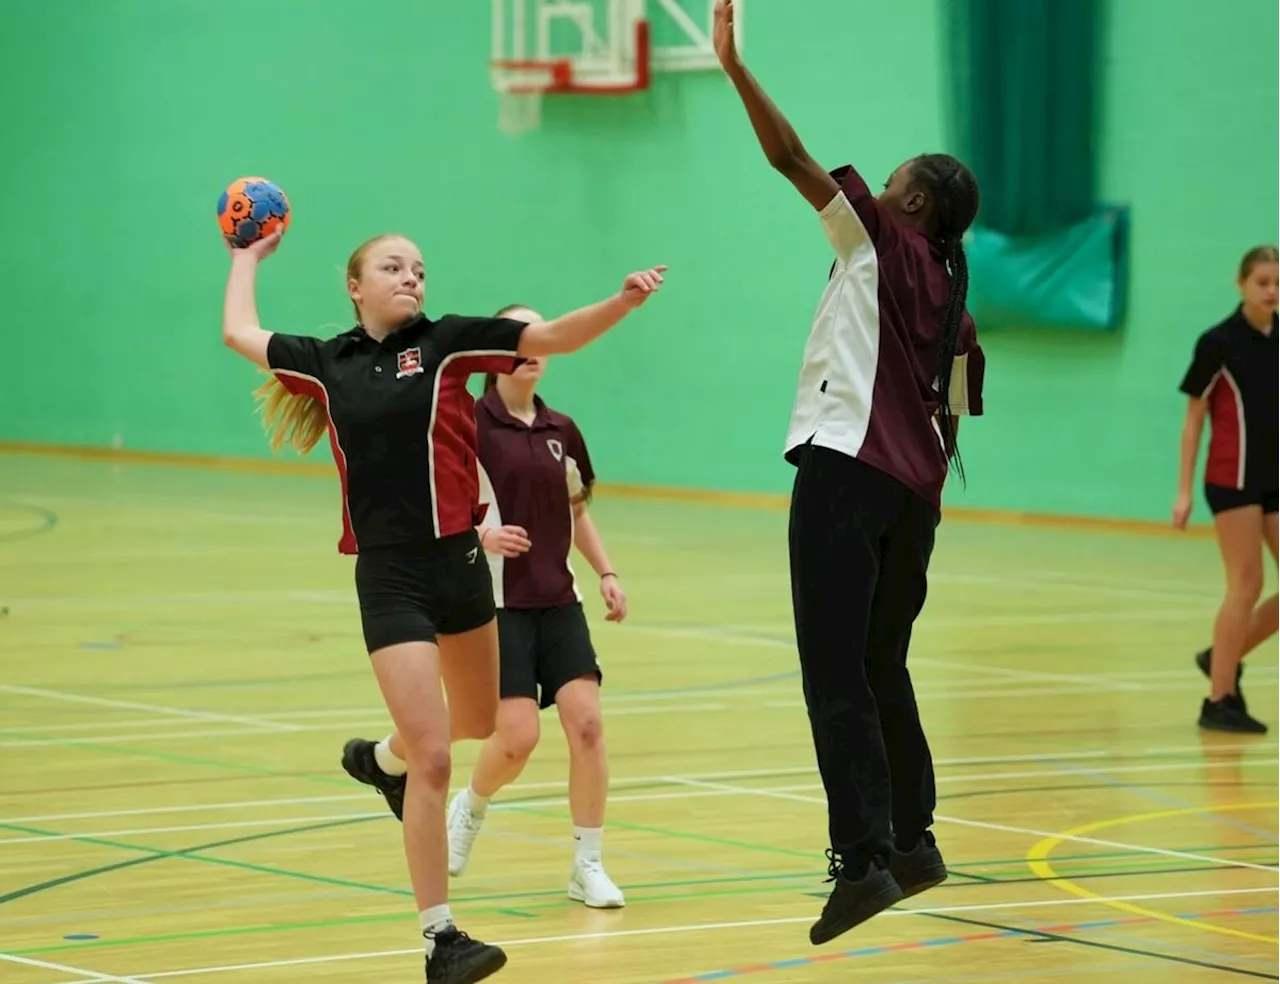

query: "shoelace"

left=823, top=847, right=844, bottom=883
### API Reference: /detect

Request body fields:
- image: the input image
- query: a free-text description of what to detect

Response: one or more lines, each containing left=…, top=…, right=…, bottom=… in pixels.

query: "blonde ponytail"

left=253, top=374, right=329, bottom=455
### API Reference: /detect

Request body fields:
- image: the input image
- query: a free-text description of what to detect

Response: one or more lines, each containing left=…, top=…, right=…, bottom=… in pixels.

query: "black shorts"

left=498, top=603, right=602, bottom=709
left=353, top=532, right=496, bottom=653
left=1204, top=484, right=1279, bottom=516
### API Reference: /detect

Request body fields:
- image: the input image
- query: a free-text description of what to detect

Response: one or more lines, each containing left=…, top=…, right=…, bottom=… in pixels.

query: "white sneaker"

left=446, top=790, right=486, bottom=877
left=567, top=856, right=626, bottom=908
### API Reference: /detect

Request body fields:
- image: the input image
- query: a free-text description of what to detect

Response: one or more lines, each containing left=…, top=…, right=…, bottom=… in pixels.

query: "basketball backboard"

left=490, top=0, right=744, bottom=132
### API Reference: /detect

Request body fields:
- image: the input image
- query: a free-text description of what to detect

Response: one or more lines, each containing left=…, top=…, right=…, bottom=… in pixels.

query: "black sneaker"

left=1198, top=696, right=1267, bottom=734
left=341, top=738, right=407, bottom=820
left=809, top=850, right=904, bottom=946
left=888, top=831, right=947, bottom=899
left=425, top=926, right=507, bottom=984
left=1196, top=649, right=1245, bottom=708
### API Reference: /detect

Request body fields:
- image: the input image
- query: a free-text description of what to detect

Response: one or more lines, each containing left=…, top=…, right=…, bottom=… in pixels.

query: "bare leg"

left=1209, top=506, right=1265, bottom=700
left=556, top=677, right=608, bottom=829
left=367, top=642, right=452, bottom=912
left=469, top=698, right=541, bottom=798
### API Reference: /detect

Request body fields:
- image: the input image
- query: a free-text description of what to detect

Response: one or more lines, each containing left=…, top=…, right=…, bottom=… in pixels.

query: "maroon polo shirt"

left=475, top=387, right=596, bottom=609
left=782, top=164, right=986, bottom=508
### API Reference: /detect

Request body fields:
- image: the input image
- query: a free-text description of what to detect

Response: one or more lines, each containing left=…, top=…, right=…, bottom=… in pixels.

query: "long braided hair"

left=908, top=154, right=979, bottom=482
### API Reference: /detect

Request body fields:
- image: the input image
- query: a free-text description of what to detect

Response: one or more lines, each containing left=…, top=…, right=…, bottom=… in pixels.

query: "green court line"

left=0, top=817, right=389, bottom=905
left=0, top=502, right=57, bottom=543
left=10, top=859, right=1272, bottom=957
left=504, top=804, right=816, bottom=859
left=6, top=872, right=819, bottom=955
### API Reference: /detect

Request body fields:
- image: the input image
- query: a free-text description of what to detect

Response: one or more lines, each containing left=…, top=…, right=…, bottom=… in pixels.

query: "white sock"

left=466, top=785, right=490, bottom=817
left=420, top=903, right=453, bottom=956
left=574, top=825, right=603, bottom=861
left=374, top=735, right=406, bottom=777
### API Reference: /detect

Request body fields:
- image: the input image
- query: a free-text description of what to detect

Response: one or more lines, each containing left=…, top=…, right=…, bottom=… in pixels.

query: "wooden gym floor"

left=0, top=451, right=1276, bottom=983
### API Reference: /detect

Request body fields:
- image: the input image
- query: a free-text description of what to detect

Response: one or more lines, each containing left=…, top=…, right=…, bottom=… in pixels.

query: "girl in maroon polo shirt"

left=1173, top=244, right=1278, bottom=735
left=352, top=304, right=629, bottom=909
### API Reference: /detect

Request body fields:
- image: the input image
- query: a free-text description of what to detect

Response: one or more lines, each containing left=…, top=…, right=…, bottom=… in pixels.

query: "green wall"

left=1, top=0, right=1275, bottom=523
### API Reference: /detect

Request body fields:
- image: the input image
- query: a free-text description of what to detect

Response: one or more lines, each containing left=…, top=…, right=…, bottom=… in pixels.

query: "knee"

left=565, top=710, right=604, bottom=751
left=403, top=738, right=452, bottom=792
left=557, top=679, right=605, bottom=750
left=1228, top=566, right=1264, bottom=606
left=558, top=701, right=601, bottom=747
left=497, top=716, right=540, bottom=766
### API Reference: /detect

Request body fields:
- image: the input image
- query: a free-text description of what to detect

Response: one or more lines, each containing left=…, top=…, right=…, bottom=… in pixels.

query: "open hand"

left=713, top=0, right=739, bottom=70
left=481, top=525, right=532, bottom=557
left=226, top=226, right=285, bottom=262
left=620, top=266, right=667, bottom=308
left=1171, top=492, right=1193, bottom=530
left=601, top=574, right=628, bottom=622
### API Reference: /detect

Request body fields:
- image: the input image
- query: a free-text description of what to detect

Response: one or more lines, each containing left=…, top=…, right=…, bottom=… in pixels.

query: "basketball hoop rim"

left=490, top=19, right=651, bottom=96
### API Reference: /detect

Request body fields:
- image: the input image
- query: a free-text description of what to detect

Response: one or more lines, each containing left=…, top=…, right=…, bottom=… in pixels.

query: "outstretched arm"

left=714, top=0, right=837, bottom=212
left=222, top=230, right=284, bottom=369
left=518, top=266, right=666, bottom=357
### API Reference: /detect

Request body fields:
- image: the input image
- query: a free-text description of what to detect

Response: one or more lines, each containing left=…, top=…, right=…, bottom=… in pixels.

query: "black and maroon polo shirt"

left=265, top=312, right=527, bottom=553
left=1178, top=306, right=1278, bottom=492
left=784, top=164, right=986, bottom=508
left=475, top=387, right=596, bottom=609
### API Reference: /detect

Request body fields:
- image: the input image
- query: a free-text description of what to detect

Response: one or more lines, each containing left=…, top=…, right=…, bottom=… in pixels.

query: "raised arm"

left=222, top=230, right=284, bottom=369
left=517, top=266, right=666, bottom=357
left=713, top=0, right=837, bottom=212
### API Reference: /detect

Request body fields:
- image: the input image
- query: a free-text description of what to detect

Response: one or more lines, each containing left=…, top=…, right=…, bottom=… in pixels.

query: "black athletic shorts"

left=1204, top=484, right=1279, bottom=516
left=498, top=603, right=602, bottom=709
left=353, top=532, right=496, bottom=653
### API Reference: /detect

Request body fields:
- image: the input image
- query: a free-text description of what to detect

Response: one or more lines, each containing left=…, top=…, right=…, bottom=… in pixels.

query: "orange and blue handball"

left=217, top=176, right=291, bottom=248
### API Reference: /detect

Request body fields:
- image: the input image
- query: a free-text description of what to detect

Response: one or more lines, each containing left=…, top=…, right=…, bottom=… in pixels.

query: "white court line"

left=47, top=887, right=1280, bottom=983
left=0, top=717, right=229, bottom=736
left=0, top=703, right=730, bottom=750
left=909, top=656, right=1147, bottom=690
left=3, top=743, right=1272, bottom=825
left=766, top=677, right=1280, bottom=705
left=13, top=677, right=1275, bottom=751
left=6, top=761, right=1278, bottom=847
left=667, top=778, right=1280, bottom=873
left=0, top=685, right=299, bottom=732
left=0, top=951, right=150, bottom=983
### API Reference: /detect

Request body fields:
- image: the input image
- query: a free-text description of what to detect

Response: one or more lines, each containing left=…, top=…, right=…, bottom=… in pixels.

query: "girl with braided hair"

left=714, top=0, right=986, bottom=947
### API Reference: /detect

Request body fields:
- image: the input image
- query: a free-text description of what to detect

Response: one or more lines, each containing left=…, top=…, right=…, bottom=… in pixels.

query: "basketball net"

left=492, top=63, right=557, bottom=136
left=497, top=88, right=544, bottom=135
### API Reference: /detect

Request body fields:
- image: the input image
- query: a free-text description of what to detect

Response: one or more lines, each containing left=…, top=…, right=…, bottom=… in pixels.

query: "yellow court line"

left=1026, top=802, right=1280, bottom=944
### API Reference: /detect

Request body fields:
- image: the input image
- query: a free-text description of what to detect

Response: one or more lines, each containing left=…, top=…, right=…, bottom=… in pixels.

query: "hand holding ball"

left=217, top=177, right=290, bottom=251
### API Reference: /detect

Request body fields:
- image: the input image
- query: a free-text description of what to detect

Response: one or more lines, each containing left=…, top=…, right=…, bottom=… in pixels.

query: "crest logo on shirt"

left=396, top=347, right=424, bottom=379
left=546, top=439, right=563, bottom=461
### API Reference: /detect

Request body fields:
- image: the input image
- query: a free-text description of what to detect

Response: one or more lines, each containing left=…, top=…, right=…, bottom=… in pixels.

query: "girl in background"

left=227, top=225, right=664, bottom=984
left=345, top=304, right=629, bottom=909
left=1173, top=244, right=1277, bottom=735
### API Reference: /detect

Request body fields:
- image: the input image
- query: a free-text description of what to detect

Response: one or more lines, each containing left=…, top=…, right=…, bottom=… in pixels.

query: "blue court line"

left=663, top=906, right=1279, bottom=983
